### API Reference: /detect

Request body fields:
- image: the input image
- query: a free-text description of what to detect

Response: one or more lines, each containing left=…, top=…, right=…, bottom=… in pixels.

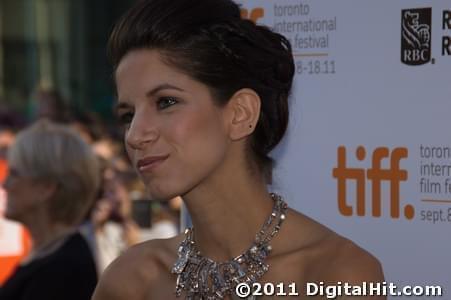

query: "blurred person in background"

left=0, top=125, right=32, bottom=286
left=0, top=120, right=99, bottom=300
left=86, top=159, right=141, bottom=273
left=69, top=108, right=145, bottom=274
left=30, top=87, right=71, bottom=124
left=83, top=140, right=180, bottom=274
left=140, top=198, right=179, bottom=241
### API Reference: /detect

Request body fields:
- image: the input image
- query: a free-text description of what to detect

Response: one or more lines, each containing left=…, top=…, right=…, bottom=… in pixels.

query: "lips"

left=136, top=155, right=169, bottom=172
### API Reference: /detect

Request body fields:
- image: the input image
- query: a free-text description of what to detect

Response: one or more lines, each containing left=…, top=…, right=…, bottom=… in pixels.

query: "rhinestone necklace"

left=172, top=193, right=288, bottom=299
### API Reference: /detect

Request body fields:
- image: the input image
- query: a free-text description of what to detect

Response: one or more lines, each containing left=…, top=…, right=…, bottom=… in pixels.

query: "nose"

left=125, top=110, right=159, bottom=150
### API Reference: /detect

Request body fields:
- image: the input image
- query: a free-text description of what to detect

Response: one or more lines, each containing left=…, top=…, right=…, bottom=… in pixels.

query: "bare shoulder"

left=324, top=237, right=387, bottom=300
left=323, top=235, right=384, bottom=282
left=281, top=209, right=385, bottom=298
left=311, top=225, right=386, bottom=299
left=91, top=234, right=183, bottom=300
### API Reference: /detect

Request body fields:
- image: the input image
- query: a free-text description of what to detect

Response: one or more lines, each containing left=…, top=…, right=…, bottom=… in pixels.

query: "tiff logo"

left=332, top=146, right=414, bottom=220
left=240, top=7, right=264, bottom=23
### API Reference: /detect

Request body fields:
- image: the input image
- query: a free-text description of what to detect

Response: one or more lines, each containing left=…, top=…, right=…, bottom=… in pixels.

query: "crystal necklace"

left=172, top=193, right=288, bottom=300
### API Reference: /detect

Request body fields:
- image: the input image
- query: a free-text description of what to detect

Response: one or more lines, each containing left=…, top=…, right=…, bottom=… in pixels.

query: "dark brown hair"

left=108, top=0, right=294, bottom=183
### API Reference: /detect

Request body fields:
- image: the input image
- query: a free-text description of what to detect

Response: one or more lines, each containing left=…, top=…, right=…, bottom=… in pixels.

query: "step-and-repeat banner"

left=238, top=0, right=450, bottom=298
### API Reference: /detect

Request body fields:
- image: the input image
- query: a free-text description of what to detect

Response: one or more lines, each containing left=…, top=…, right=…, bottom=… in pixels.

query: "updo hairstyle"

left=108, top=0, right=295, bottom=182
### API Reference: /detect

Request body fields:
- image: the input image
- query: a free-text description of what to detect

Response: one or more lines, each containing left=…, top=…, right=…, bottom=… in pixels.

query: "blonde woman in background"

left=0, top=120, right=100, bottom=300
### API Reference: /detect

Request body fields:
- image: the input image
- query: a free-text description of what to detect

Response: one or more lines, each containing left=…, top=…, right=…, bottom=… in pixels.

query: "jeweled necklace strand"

left=172, top=193, right=288, bottom=299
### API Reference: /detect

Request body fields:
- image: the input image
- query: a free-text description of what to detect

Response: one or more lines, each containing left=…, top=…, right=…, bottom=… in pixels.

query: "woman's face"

left=3, top=168, right=44, bottom=222
left=115, top=49, right=231, bottom=200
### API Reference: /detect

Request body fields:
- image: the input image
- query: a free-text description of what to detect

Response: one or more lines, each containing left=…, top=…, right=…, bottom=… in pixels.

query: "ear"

left=35, top=180, right=59, bottom=204
left=225, top=88, right=261, bottom=141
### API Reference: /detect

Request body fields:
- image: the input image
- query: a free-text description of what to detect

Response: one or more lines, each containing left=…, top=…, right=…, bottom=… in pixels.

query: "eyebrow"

left=115, top=83, right=185, bottom=111
left=146, top=83, right=185, bottom=97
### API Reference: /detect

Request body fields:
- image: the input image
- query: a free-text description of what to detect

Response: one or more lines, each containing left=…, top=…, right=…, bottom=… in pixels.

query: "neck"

left=183, top=163, right=275, bottom=261
left=22, top=215, right=74, bottom=250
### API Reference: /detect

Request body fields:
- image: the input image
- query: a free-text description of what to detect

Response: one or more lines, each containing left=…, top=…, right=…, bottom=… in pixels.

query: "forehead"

left=115, top=49, right=168, bottom=80
left=115, top=49, right=203, bottom=98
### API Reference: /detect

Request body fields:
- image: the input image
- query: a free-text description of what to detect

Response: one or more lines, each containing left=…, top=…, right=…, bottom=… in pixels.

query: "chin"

left=141, top=170, right=202, bottom=201
left=144, top=182, right=189, bottom=202
left=145, top=188, right=179, bottom=202
left=139, top=176, right=164, bottom=197
left=4, top=210, right=20, bottom=223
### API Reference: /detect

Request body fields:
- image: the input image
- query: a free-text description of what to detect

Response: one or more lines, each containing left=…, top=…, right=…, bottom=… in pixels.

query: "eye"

left=157, top=97, right=178, bottom=110
left=117, top=111, right=134, bottom=126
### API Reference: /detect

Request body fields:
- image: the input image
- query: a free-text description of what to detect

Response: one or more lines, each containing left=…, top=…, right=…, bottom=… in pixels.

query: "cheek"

left=124, top=130, right=137, bottom=166
left=5, top=185, right=36, bottom=212
left=127, top=107, right=229, bottom=200
left=5, top=186, right=21, bottom=207
left=124, top=134, right=132, bottom=160
left=4, top=187, right=20, bottom=217
left=166, top=109, right=229, bottom=183
left=171, top=109, right=227, bottom=158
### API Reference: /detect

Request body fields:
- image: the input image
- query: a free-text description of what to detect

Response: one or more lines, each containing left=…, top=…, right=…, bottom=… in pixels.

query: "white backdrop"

left=236, top=0, right=450, bottom=298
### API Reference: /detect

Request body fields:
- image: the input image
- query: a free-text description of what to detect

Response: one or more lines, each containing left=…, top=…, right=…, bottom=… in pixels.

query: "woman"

left=93, top=0, right=385, bottom=299
left=0, top=120, right=99, bottom=300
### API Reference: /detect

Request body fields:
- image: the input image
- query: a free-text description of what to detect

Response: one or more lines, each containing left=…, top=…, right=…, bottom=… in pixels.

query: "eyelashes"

left=116, top=97, right=179, bottom=126
left=157, top=97, right=178, bottom=110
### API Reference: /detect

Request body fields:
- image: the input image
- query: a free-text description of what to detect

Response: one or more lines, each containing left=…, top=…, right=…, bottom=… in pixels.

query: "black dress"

left=0, top=232, right=98, bottom=300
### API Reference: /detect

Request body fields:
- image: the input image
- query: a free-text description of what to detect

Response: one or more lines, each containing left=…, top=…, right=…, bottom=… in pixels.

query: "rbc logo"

left=332, top=146, right=414, bottom=220
left=401, top=8, right=432, bottom=65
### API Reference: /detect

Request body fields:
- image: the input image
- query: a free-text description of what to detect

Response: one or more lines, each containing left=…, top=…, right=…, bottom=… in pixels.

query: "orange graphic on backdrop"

left=0, top=227, right=32, bottom=284
left=0, top=159, right=7, bottom=183
left=332, top=146, right=414, bottom=219
left=240, top=7, right=264, bottom=23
